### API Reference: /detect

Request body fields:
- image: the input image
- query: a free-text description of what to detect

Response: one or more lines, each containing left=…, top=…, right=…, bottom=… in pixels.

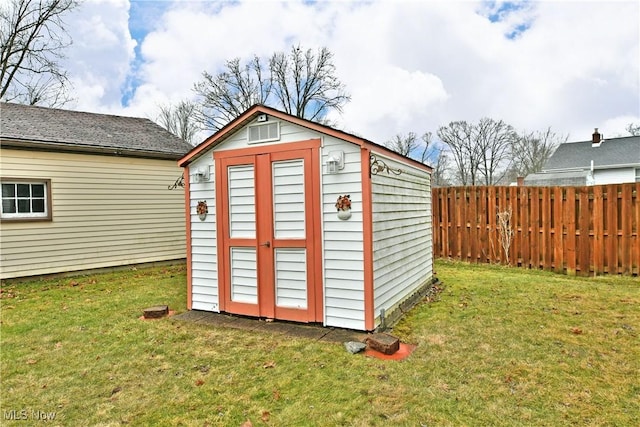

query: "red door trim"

left=256, top=154, right=275, bottom=319
left=214, top=156, right=226, bottom=311
left=184, top=165, right=193, bottom=310
left=361, top=147, right=375, bottom=330
left=310, top=145, right=324, bottom=323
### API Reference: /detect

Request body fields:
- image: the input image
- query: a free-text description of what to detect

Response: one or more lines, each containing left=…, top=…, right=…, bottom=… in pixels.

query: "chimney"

left=592, top=128, right=601, bottom=144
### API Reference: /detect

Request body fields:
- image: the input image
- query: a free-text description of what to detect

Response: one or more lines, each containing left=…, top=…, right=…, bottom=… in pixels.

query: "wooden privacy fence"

left=432, top=184, right=640, bottom=276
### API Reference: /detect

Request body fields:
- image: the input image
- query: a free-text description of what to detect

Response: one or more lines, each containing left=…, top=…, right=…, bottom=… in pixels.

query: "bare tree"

left=507, top=127, right=566, bottom=181
left=384, top=131, right=450, bottom=187
left=437, top=120, right=479, bottom=185
left=193, top=45, right=349, bottom=131
left=626, top=123, right=640, bottom=136
left=270, top=45, right=350, bottom=123
left=0, top=0, right=77, bottom=106
left=474, top=118, right=518, bottom=186
left=156, top=100, right=202, bottom=145
left=193, top=56, right=271, bottom=131
left=431, top=151, right=450, bottom=187
left=384, top=132, right=428, bottom=159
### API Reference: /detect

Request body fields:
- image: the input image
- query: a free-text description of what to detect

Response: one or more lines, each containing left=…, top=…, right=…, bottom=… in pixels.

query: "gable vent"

left=248, top=122, right=279, bottom=143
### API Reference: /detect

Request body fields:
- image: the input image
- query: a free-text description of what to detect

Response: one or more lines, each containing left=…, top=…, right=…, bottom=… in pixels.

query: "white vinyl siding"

left=230, top=247, right=257, bottom=303
left=275, top=248, right=307, bottom=309
left=228, top=164, right=255, bottom=238
left=0, top=149, right=186, bottom=280
left=273, top=159, right=305, bottom=239
left=593, top=167, right=637, bottom=185
left=321, top=137, right=365, bottom=330
left=188, top=154, right=218, bottom=311
left=371, top=153, right=432, bottom=327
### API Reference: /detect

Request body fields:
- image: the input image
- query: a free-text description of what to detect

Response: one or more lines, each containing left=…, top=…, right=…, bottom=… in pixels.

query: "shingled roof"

left=0, top=102, right=192, bottom=160
left=543, top=135, right=640, bottom=171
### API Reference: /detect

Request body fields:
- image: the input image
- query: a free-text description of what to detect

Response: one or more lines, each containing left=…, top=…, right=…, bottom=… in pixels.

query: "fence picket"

left=578, top=187, right=591, bottom=276
left=553, top=187, right=564, bottom=273
left=593, top=186, right=604, bottom=274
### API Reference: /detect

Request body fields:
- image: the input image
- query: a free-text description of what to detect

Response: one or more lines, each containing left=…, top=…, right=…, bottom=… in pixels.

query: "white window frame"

left=247, top=122, right=280, bottom=144
left=1, top=178, right=52, bottom=222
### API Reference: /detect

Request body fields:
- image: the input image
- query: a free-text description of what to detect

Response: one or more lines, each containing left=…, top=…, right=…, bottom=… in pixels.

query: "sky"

left=60, top=0, right=640, bottom=145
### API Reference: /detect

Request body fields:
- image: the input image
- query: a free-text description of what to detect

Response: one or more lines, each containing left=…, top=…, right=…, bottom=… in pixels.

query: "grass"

left=1, top=260, right=638, bottom=426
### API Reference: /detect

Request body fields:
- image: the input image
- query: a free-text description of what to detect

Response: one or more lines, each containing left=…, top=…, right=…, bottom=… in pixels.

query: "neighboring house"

left=178, top=105, right=434, bottom=331
left=525, top=129, right=640, bottom=186
left=0, top=102, right=193, bottom=279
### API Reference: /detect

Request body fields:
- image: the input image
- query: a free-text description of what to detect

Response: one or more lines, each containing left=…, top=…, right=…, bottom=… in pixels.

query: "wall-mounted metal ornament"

left=370, top=154, right=403, bottom=176
left=168, top=173, right=185, bottom=190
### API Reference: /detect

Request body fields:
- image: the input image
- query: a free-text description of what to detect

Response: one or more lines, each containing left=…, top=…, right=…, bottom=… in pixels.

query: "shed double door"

left=217, top=147, right=322, bottom=322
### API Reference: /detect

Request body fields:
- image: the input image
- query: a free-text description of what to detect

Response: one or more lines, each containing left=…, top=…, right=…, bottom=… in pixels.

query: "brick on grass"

left=366, top=333, right=400, bottom=355
left=143, top=305, right=169, bottom=319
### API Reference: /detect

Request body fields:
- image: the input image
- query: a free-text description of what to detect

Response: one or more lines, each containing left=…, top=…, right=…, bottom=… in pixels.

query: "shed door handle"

left=260, top=241, right=271, bottom=248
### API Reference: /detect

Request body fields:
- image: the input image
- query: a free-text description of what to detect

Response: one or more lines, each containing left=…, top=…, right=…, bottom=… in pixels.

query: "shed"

left=178, top=105, right=433, bottom=331
left=0, top=102, right=193, bottom=279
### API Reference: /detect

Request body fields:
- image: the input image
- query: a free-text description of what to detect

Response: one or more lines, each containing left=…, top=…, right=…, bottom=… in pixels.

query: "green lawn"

left=1, top=261, right=638, bottom=426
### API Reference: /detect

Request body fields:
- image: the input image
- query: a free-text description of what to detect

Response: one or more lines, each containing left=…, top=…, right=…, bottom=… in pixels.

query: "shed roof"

left=543, top=135, right=640, bottom=171
left=178, top=104, right=432, bottom=172
left=0, top=102, right=192, bottom=160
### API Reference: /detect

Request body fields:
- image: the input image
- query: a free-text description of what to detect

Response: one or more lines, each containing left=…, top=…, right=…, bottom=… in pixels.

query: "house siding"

left=187, top=153, right=218, bottom=311
left=594, top=168, right=636, bottom=185
left=321, top=136, right=365, bottom=330
left=0, top=149, right=186, bottom=279
left=371, top=152, right=432, bottom=327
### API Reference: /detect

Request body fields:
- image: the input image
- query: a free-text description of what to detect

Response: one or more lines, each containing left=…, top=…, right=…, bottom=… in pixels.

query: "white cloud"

left=63, top=0, right=136, bottom=113
left=58, top=0, right=639, bottom=143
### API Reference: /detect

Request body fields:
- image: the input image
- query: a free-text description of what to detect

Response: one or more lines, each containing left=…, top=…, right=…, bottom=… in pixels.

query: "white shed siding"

left=371, top=153, right=432, bottom=325
left=321, top=136, right=365, bottom=330
left=0, top=149, right=186, bottom=279
left=188, top=153, right=218, bottom=311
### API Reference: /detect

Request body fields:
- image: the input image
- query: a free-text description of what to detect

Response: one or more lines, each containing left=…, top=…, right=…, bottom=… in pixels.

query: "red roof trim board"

left=177, top=104, right=432, bottom=172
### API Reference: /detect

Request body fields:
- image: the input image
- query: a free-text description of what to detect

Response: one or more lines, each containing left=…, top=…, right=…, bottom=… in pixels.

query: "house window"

left=247, top=122, right=279, bottom=143
left=636, top=168, right=640, bottom=182
left=1, top=179, right=52, bottom=221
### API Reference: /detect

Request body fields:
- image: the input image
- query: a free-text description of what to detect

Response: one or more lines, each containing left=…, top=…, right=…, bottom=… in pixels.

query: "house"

left=178, top=105, right=433, bottom=331
left=0, top=102, right=193, bottom=279
left=525, top=129, right=640, bottom=186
